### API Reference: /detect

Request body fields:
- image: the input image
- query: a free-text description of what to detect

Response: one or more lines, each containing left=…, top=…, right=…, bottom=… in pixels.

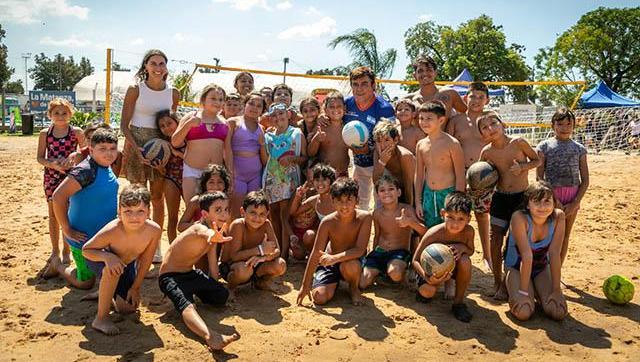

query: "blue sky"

left=1, top=0, right=638, bottom=91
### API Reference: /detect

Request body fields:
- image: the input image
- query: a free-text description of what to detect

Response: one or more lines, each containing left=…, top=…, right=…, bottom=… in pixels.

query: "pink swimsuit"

left=186, top=122, right=228, bottom=142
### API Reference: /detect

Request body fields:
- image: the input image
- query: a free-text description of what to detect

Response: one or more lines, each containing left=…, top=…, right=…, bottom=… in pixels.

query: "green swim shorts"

left=422, top=184, right=455, bottom=228
left=70, top=245, right=95, bottom=282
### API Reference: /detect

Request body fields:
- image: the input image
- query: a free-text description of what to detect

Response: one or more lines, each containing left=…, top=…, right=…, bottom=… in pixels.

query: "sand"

left=0, top=135, right=638, bottom=361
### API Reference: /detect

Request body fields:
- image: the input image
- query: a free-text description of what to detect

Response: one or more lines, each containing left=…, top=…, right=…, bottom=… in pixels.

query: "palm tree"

left=328, top=28, right=397, bottom=80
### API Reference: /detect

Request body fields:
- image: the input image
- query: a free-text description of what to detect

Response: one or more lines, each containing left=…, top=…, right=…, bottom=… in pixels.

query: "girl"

left=178, top=164, right=231, bottom=232
left=227, top=92, right=267, bottom=218
left=172, top=83, right=233, bottom=203
left=504, top=181, right=567, bottom=321
left=288, top=163, right=336, bottom=260
left=263, top=102, right=308, bottom=259
left=234, top=72, right=254, bottom=97
left=297, top=97, right=321, bottom=141
left=156, top=110, right=185, bottom=243
left=536, top=107, right=589, bottom=265
left=120, top=49, right=180, bottom=262
left=36, top=98, right=84, bottom=272
left=394, top=98, right=424, bottom=155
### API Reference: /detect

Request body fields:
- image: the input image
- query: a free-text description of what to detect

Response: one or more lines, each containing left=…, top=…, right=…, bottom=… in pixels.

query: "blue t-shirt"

left=343, top=95, right=395, bottom=167
left=536, top=138, right=586, bottom=187
left=66, top=157, right=119, bottom=249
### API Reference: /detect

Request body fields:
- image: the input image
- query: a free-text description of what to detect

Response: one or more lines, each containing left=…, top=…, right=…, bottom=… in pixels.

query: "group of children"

left=36, top=56, right=589, bottom=351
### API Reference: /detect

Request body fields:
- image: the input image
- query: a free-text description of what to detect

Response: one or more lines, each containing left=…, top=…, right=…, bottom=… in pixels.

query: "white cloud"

left=277, top=16, right=337, bottom=40
left=304, top=6, right=321, bottom=16
left=418, top=13, right=433, bottom=22
left=0, top=0, right=89, bottom=24
left=275, top=1, right=292, bottom=10
left=130, top=38, right=145, bottom=46
left=213, top=0, right=270, bottom=11
left=173, top=32, right=203, bottom=44
left=40, top=35, right=91, bottom=47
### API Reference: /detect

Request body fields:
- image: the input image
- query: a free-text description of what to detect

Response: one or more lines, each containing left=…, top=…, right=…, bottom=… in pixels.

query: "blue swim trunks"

left=362, top=246, right=411, bottom=273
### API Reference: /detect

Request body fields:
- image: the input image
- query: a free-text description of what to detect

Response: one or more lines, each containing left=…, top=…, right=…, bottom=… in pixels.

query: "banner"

left=29, top=90, right=76, bottom=112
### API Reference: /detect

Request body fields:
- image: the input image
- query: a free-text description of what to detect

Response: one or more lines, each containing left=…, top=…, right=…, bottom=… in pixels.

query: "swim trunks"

left=362, top=246, right=410, bottom=273
left=158, top=269, right=229, bottom=313
left=422, top=184, right=455, bottom=227
left=490, top=190, right=525, bottom=229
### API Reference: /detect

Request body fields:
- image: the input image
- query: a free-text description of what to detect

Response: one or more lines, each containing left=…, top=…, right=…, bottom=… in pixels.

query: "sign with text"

left=29, top=91, right=76, bottom=112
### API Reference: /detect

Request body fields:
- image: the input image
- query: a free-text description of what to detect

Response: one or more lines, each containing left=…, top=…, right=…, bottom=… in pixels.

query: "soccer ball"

left=466, top=161, right=499, bottom=191
left=420, top=243, right=455, bottom=278
left=602, top=275, right=635, bottom=305
left=342, top=121, right=369, bottom=148
left=142, top=138, right=172, bottom=167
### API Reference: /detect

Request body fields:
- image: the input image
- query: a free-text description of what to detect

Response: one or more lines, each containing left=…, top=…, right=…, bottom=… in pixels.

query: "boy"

left=82, top=185, right=162, bottom=335
left=223, top=93, right=243, bottom=119
left=414, top=102, right=466, bottom=229
left=394, top=98, right=425, bottom=154
left=412, top=191, right=475, bottom=322
left=447, top=81, right=492, bottom=269
left=220, top=191, right=287, bottom=293
left=406, top=55, right=467, bottom=121
left=297, top=178, right=372, bottom=306
left=478, top=111, right=540, bottom=299
left=159, top=192, right=240, bottom=351
left=372, top=119, right=416, bottom=206
left=307, top=92, right=350, bottom=177
left=360, top=175, right=426, bottom=289
left=48, top=128, right=120, bottom=291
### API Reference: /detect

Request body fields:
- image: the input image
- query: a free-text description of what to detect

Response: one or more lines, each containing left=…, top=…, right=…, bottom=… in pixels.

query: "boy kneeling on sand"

left=159, top=191, right=240, bottom=351
left=82, top=185, right=161, bottom=335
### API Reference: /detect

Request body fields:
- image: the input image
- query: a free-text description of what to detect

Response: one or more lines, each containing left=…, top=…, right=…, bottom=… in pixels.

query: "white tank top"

left=130, top=81, right=174, bottom=128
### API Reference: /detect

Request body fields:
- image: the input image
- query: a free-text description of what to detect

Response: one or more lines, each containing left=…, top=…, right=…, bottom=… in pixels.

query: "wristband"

left=258, top=245, right=264, bottom=256
left=518, top=290, right=529, bottom=297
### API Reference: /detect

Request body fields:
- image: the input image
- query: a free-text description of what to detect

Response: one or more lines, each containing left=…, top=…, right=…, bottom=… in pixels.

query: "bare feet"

left=39, top=255, right=60, bottom=279
left=492, top=283, right=508, bottom=301
left=81, top=290, right=99, bottom=301
left=444, top=280, right=455, bottom=300
left=350, top=287, right=363, bottom=306
left=91, top=317, right=120, bottom=336
left=206, top=331, right=240, bottom=351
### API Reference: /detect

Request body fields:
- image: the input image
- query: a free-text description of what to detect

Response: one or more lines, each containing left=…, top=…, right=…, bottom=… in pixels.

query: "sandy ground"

left=0, top=134, right=638, bottom=362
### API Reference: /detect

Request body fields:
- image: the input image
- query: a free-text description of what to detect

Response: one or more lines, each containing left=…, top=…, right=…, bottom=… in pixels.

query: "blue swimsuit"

left=504, top=214, right=556, bottom=279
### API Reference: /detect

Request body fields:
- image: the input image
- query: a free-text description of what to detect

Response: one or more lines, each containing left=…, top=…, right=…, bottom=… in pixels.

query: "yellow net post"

left=104, top=48, right=112, bottom=125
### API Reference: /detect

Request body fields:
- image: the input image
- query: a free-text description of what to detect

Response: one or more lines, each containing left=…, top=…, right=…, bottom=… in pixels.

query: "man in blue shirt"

left=343, top=66, right=396, bottom=210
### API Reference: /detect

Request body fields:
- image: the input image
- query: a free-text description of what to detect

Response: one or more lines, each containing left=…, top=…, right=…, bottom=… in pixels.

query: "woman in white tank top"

left=120, top=49, right=179, bottom=263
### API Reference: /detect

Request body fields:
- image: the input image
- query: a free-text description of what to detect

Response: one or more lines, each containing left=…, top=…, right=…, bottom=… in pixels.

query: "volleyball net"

left=103, top=49, right=640, bottom=153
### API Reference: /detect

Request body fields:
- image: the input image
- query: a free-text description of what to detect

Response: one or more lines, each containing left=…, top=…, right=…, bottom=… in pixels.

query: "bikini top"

left=186, top=122, right=228, bottom=142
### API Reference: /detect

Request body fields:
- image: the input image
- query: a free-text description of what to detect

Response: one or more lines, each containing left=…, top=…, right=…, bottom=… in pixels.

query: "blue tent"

left=450, top=68, right=506, bottom=97
left=579, top=80, right=640, bottom=109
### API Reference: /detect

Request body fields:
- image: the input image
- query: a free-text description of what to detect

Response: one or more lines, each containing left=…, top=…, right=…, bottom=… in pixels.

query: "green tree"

left=403, top=16, right=531, bottom=101
left=533, top=47, right=587, bottom=106
left=328, top=28, right=397, bottom=80
left=539, top=6, right=640, bottom=103
left=5, top=79, right=24, bottom=94
left=172, top=70, right=195, bottom=102
left=29, top=53, right=93, bottom=91
left=0, top=25, right=12, bottom=90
